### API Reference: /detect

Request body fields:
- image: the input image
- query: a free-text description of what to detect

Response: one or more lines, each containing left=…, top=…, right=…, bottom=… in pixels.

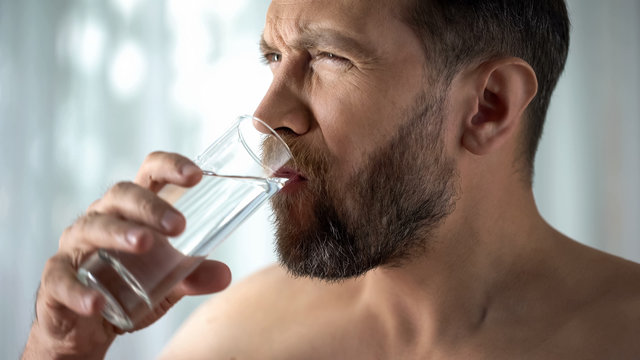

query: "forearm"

left=22, top=320, right=114, bottom=360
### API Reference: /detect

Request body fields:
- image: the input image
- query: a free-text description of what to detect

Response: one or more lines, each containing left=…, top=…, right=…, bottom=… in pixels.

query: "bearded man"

left=23, top=0, right=640, bottom=359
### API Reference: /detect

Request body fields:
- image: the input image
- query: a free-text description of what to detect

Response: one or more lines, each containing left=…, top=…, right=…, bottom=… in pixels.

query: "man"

left=23, top=0, right=640, bottom=359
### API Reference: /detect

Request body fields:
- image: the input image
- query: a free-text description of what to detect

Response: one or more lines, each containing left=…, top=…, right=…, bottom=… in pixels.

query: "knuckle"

left=145, top=151, right=165, bottom=164
left=73, top=215, right=91, bottom=233
left=138, top=194, right=160, bottom=218
left=61, top=215, right=93, bottom=247
left=42, top=255, right=63, bottom=288
left=86, top=198, right=102, bottom=213
left=42, top=257, right=56, bottom=278
left=60, top=225, right=74, bottom=248
left=110, top=181, right=135, bottom=196
left=103, top=181, right=138, bottom=204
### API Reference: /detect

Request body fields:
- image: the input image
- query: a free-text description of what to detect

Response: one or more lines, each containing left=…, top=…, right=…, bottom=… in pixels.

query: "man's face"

left=258, top=0, right=458, bottom=279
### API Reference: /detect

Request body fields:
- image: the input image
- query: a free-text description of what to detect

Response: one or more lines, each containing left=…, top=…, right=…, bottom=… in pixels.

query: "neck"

left=360, top=173, right=565, bottom=352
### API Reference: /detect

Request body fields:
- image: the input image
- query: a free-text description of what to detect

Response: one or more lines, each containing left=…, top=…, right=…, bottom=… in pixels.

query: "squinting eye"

left=316, top=52, right=352, bottom=68
left=261, top=53, right=282, bottom=65
left=320, top=52, right=341, bottom=60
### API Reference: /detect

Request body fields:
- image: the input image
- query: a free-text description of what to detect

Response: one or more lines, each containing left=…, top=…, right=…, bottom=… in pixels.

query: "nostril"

left=274, top=127, right=297, bottom=138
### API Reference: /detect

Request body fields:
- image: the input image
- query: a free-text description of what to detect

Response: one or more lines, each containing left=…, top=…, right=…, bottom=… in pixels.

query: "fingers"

left=83, top=152, right=198, bottom=240
left=41, top=254, right=105, bottom=317
left=88, top=181, right=185, bottom=236
left=60, top=213, right=156, bottom=253
left=32, top=151, right=205, bottom=345
left=135, top=151, right=202, bottom=193
left=176, top=260, right=232, bottom=296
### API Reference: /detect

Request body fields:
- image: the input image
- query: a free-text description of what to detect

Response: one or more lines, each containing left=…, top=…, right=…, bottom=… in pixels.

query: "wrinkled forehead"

left=265, top=0, right=409, bottom=42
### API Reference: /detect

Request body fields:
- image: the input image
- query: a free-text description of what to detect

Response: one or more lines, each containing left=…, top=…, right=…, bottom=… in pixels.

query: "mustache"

left=262, top=129, right=331, bottom=181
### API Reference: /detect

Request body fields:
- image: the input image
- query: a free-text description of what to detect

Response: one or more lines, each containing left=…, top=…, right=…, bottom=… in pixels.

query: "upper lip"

left=273, top=167, right=307, bottom=181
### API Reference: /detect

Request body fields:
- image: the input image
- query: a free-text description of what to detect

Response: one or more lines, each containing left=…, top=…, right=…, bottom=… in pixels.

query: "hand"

left=23, top=152, right=232, bottom=360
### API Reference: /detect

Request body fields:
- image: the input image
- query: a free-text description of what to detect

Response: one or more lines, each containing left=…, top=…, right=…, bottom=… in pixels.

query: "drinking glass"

left=76, top=115, right=293, bottom=330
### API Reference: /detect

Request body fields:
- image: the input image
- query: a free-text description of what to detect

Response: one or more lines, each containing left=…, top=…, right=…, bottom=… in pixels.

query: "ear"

left=460, top=58, right=538, bottom=156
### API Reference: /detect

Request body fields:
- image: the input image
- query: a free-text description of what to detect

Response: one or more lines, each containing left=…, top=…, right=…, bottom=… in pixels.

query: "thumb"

left=123, top=261, right=232, bottom=332
left=176, top=260, right=232, bottom=296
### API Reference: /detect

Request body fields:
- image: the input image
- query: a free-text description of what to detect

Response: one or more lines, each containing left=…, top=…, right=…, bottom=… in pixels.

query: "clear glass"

left=76, top=115, right=293, bottom=330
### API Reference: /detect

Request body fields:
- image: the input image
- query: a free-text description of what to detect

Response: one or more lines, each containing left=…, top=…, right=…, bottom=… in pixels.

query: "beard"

left=270, top=89, right=458, bottom=281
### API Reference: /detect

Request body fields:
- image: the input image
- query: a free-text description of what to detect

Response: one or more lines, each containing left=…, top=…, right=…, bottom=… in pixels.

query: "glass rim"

left=195, top=115, right=295, bottom=176
left=238, top=114, right=295, bottom=173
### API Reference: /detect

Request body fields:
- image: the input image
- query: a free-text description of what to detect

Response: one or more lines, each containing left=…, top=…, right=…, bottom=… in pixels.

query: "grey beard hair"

left=271, top=88, right=459, bottom=280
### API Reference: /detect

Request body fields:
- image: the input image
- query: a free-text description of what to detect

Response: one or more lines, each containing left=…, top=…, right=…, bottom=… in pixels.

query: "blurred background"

left=0, top=0, right=638, bottom=358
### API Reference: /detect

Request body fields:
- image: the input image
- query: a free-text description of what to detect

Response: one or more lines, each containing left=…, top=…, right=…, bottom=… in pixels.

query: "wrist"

left=23, top=320, right=114, bottom=360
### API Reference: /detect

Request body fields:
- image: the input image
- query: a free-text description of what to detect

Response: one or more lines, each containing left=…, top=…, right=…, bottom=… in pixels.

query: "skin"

left=23, top=0, right=640, bottom=359
left=22, top=153, right=232, bottom=360
left=161, top=1, right=640, bottom=359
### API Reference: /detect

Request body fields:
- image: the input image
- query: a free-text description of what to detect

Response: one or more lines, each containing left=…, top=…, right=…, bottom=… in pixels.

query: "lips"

left=273, top=167, right=307, bottom=193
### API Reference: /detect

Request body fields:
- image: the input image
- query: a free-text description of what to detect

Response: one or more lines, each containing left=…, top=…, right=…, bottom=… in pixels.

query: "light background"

left=0, top=1, right=638, bottom=359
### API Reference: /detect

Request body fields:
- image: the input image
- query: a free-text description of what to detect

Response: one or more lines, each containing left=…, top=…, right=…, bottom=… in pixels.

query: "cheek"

left=309, top=79, right=392, bottom=173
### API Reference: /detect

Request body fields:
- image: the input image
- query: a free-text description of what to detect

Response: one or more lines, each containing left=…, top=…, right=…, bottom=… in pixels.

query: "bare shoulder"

left=555, top=244, right=640, bottom=357
left=159, top=264, right=356, bottom=359
left=594, top=252, right=640, bottom=325
left=584, top=245, right=640, bottom=306
left=159, top=264, right=300, bottom=359
left=576, top=242, right=640, bottom=317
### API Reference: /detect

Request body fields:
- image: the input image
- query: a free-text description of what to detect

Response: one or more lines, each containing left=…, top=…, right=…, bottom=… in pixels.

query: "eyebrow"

left=260, top=27, right=379, bottom=62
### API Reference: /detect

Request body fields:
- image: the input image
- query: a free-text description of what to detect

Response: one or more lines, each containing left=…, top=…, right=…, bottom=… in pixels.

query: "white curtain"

left=0, top=1, right=638, bottom=358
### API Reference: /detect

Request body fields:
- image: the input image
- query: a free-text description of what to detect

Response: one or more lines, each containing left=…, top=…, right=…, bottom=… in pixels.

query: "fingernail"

left=126, top=228, right=144, bottom=246
left=83, top=295, right=95, bottom=312
left=162, top=210, right=182, bottom=232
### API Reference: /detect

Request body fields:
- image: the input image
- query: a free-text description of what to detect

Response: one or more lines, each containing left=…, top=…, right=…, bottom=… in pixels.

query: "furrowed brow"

left=296, top=28, right=378, bottom=61
left=260, top=28, right=378, bottom=62
left=259, top=34, right=278, bottom=54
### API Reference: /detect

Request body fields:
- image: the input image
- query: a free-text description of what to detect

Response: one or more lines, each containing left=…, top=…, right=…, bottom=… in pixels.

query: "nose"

left=253, top=71, right=312, bottom=136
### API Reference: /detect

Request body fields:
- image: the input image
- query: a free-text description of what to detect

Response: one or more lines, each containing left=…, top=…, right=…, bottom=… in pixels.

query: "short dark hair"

left=404, top=0, right=570, bottom=178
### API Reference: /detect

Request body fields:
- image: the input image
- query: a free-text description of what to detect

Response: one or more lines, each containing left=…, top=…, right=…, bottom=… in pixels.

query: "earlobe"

left=461, top=58, right=538, bottom=156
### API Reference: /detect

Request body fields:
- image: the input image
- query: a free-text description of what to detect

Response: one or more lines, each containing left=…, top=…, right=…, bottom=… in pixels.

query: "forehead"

left=265, top=0, right=409, bottom=41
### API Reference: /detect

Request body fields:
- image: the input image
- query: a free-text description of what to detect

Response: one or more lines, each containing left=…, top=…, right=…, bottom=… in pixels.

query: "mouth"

left=273, top=167, right=307, bottom=193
